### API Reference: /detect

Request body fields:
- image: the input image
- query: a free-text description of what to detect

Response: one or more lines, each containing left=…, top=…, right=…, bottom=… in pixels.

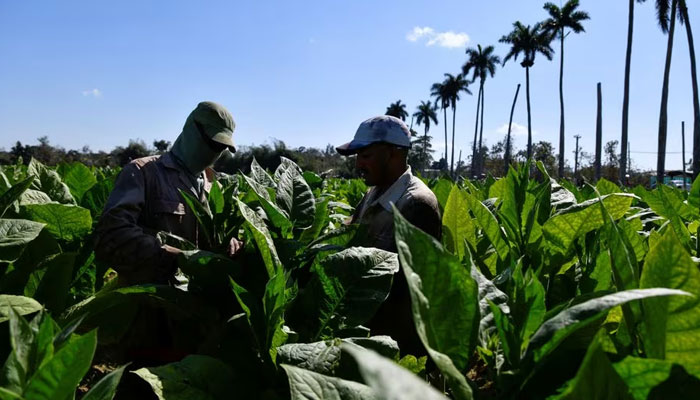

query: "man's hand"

left=227, top=237, right=244, bottom=258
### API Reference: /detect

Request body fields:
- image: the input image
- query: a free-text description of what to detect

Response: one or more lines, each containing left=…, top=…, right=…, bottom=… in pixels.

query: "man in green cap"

left=95, top=101, right=242, bottom=285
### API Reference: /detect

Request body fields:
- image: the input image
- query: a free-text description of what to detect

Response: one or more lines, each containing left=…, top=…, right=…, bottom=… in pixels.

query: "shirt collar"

left=367, top=166, right=412, bottom=212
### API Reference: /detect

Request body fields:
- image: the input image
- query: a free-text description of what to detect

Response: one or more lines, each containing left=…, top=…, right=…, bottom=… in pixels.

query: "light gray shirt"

left=351, top=167, right=441, bottom=252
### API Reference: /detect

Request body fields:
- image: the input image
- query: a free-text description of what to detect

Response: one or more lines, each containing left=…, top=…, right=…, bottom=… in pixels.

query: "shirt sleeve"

left=94, top=162, right=178, bottom=282
left=403, top=196, right=442, bottom=241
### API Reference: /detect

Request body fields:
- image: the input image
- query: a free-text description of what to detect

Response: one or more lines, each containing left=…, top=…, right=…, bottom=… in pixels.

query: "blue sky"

left=0, top=0, right=698, bottom=171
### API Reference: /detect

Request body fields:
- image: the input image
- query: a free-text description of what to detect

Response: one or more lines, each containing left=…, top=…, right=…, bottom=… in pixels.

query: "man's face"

left=355, top=143, right=391, bottom=186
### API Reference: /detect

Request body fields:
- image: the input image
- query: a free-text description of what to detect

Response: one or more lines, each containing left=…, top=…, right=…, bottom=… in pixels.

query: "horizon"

left=1, top=0, right=699, bottom=172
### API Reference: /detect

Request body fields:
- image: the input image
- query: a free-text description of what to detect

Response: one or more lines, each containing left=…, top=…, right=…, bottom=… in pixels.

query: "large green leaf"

left=250, top=157, right=275, bottom=187
left=207, top=179, right=225, bottom=215
left=596, top=178, right=622, bottom=196
left=543, top=194, right=635, bottom=253
left=5, top=307, right=35, bottom=391
left=0, top=296, right=43, bottom=323
left=27, top=159, right=75, bottom=205
left=613, top=357, right=676, bottom=400
left=689, top=175, right=700, bottom=209
left=511, top=267, right=546, bottom=352
left=281, top=364, right=378, bottom=400
left=640, top=229, right=700, bottom=376
left=82, top=364, right=127, bottom=400
left=57, top=162, right=97, bottom=202
left=464, top=192, right=510, bottom=261
left=292, top=247, right=398, bottom=340
left=299, top=198, right=330, bottom=244
left=0, top=219, right=45, bottom=263
left=430, top=178, right=452, bottom=212
left=23, top=330, right=96, bottom=400
left=22, top=204, right=91, bottom=241
left=341, top=344, right=449, bottom=400
left=0, top=177, right=33, bottom=218
left=276, top=158, right=316, bottom=228
left=393, top=206, right=476, bottom=400
left=18, top=190, right=52, bottom=206
left=277, top=336, right=399, bottom=376
left=236, top=199, right=283, bottom=279
left=262, top=271, right=292, bottom=364
left=178, top=189, right=214, bottom=245
left=133, top=355, right=238, bottom=400
left=81, top=179, right=114, bottom=217
left=60, top=285, right=205, bottom=345
left=33, top=253, right=76, bottom=314
left=241, top=174, right=293, bottom=235
left=525, top=288, right=689, bottom=363
left=442, top=186, right=476, bottom=259
left=551, top=332, right=633, bottom=400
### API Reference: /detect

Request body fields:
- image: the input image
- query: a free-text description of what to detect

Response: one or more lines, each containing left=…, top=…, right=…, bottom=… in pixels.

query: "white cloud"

left=82, top=88, right=102, bottom=98
left=407, top=26, right=435, bottom=41
left=406, top=26, right=469, bottom=49
left=496, top=122, right=533, bottom=137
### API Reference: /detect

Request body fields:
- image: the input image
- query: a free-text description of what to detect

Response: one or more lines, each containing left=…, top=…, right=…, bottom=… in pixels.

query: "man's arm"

left=403, top=196, right=442, bottom=241
left=94, top=163, right=179, bottom=283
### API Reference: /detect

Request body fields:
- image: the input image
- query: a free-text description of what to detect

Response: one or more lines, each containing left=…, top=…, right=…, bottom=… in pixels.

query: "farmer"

left=336, top=115, right=441, bottom=356
left=95, top=101, right=243, bottom=286
left=336, top=115, right=441, bottom=249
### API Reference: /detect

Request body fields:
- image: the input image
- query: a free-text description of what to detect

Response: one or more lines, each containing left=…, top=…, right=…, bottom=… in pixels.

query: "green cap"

left=186, top=101, right=236, bottom=152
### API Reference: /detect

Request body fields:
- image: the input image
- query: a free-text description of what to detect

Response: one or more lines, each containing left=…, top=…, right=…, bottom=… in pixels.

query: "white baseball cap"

left=336, top=115, right=412, bottom=156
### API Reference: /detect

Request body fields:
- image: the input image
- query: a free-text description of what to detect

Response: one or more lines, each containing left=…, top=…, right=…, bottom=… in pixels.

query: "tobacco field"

left=1, top=157, right=700, bottom=399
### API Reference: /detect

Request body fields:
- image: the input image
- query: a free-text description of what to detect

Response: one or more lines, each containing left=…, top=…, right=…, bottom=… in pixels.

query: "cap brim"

left=211, top=130, right=236, bottom=152
left=336, top=140, right=374, bottom=156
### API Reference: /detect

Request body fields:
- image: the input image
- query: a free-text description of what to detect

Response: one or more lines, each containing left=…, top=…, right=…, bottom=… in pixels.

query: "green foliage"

left=133, top=355, right=239, bottom=400
left=394, top=206, right=476, bottom=400
left=0, top=310, right=123, bottom=400
left=3, top=157, right=700, bottom=399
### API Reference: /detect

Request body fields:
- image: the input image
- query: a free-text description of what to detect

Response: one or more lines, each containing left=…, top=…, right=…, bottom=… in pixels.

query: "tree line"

left=0, top=136, right=360, bottom=178
left=385, top=0, right=699, bottom=184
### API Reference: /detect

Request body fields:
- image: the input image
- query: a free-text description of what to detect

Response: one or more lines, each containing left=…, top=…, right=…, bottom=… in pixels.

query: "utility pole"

left=682, top=121, right=687, bottom=190
left=628, top=142, right=631, bottom=175
left=457, top=150, right=462, bottom=177
left=574, top=134, right=581, bottom=182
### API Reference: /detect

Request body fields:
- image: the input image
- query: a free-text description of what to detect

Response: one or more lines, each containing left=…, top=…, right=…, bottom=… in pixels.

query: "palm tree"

left=385, top=100, right=409, bottom=121
left=656, top=0, right=679, bottom=183
left=676, top=0, right=700, bottom=180
left=621, top=0, right=648, bottom=183
left=500, top=22, right=554, bottom=159
left=441, top=73, right=471, bottom=176
left=463, top=44, right=501, bottom=176
left=542, top=0, right=590, bottom=178
left=413, top=100, right=439, bottom=172
left=430, top=81, right=450, bottom=168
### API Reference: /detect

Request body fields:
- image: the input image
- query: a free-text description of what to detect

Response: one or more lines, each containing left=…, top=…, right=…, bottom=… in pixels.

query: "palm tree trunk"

left=558, top=28, right=566, bottom=178
left=451, top=103, right=457, bottom=177
left=478, top=80, right=486, bottom=176
left=680, top=2, right=700, bottom=180
left=526, top=66, right=533, bottom=159
left=471, top=85, right=482, bottom=177
left=657, top=0, right=678, bottom=185
left=443, top=106, right=448, bottom=170
left=505, top=84, right=521, bottom=175
left=620, top=0, right=635, bottom=183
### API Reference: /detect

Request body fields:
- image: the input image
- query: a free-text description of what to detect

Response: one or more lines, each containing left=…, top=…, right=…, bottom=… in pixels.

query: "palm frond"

left=656, top=0, right=671, bottom=33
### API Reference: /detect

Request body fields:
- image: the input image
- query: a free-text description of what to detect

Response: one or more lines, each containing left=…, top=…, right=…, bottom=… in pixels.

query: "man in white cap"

left=336, top=115, right=441, bottom=251
left=336, top=115, right=441, bottom=357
